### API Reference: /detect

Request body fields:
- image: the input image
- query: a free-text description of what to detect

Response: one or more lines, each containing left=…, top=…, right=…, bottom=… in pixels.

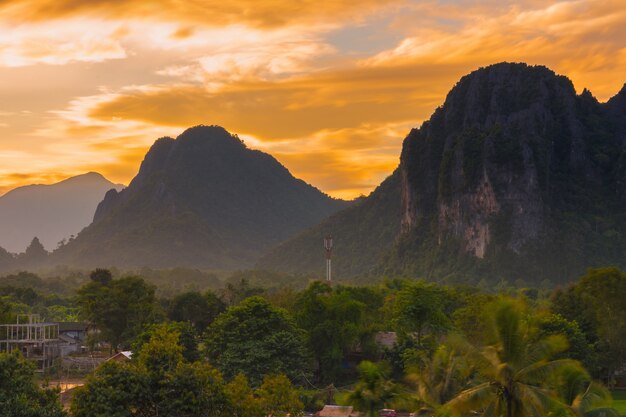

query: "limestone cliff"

left=394, top=63, right=625, bottom=283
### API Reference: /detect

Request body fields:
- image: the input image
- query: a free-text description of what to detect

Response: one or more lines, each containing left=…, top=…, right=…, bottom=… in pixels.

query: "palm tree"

left=407, top=343, right=473, bottom=416
left=445, top=299, right=580, bottom=417
left=348, top=361, right=398, bottom=417
left=552, top=364, right=619, bottom=417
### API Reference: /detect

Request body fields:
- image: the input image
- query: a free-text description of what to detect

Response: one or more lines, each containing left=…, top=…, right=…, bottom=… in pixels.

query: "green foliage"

left=295, top=282, right=366, bottom=384
left=71, top=361, right=148, bottom=417
left=205, top=296, right=311, bottom=385
left=72, top=325, right=231, bottom=417
left=0, top=352, right=66, bottom=417
left=225, top=374, right=263, bottom=417
left=256, top=374, right=304, bottom=417
left=221, top=278, right=265, bottom=307
left=537, top=313, right=596, bottom=372
left=446, top=299, right=577, bottom=417
left=132, top=322, right=199, bottom=363
left=393, top=281, right=451, bottom=344
left=167, top=290, right=225, bottom=330
left=77, top=272, right=160, bottom=351
left=406, top=343, right=473, bottom=415
left=348, top=361, right=398, bottom=417
left=551, top=364, right=619, bottom=417
left=551, top=268, right=626, bottom=385
left=461, top=128, right=486, bottom=190
left=89, top=268, right=112, bottom=286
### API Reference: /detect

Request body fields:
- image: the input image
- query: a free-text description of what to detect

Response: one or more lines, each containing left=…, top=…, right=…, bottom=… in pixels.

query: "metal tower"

left=324, top=235, right=333, bottom=283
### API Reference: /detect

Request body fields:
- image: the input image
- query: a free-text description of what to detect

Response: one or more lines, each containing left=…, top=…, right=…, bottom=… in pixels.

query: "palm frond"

left=445, top=382, right=495, bottom=415
left=517, top=359, right=579, bottom=385
left=582, top=408, right=621, bottom=417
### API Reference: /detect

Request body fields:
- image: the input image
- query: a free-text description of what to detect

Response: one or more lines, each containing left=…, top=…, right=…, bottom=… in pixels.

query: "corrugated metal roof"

left=319, top=405, right=355, bottom=417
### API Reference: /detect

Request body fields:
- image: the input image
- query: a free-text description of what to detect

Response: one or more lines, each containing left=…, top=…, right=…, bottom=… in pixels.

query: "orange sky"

left=1, top=0, right=626, bottom=199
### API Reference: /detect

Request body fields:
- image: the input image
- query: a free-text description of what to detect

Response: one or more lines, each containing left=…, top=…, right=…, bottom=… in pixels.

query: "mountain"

left=0, top=172, right=124, bottom=253
left=257, top=170, right=401, bottom=277
left=53, top=125, right=349, bottom=269
left=259, top=63, right=626, bottom=285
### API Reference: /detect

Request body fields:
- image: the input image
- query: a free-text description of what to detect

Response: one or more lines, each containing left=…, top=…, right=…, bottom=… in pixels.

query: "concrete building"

left=0, top=314, right=60, bottom=372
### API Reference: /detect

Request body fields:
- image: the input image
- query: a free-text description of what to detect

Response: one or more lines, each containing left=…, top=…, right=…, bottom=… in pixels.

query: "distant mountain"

left=53, top=125, right=349, bottom=269
left=260, top=63, right=626, bottom=285
left=0, top=172, right=124, bottom=252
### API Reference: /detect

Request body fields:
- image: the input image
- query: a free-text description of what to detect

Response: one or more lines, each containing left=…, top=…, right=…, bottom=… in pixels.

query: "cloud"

left=2, top=0, right=626, bottom=199
left=364, top=0, right=626, bottom=100
left=0, top=0, right=401, bottom=29
left=85, top=61, right=461, bottom=140
left=0, top=19, right=127, bottom=66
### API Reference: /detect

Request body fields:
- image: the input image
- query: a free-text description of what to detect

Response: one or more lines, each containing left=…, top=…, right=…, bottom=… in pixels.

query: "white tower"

left=324, top=235, right=333, bottom=283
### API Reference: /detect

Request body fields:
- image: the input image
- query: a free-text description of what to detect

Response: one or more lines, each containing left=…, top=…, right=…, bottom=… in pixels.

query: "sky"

left=1, top=0, right=626, bottom=199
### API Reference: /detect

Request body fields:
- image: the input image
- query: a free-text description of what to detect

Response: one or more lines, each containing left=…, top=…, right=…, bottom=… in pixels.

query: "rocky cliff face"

left=261, top=63, right=625, bottom=284
left=394, top=63, right=625, bottom=283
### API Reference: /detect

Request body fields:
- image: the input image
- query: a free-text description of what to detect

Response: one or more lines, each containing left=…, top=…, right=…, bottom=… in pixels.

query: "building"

left=0, top=314, right=60, bottom=371
left=107, top=351, right=133, bottom=362
left=57, top=322, right=88, bottom=356
left=318, top=405, right=360, bottom=417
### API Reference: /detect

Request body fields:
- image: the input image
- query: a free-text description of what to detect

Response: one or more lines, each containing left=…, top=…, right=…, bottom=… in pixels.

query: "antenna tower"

left=324, top=235, right=333, bottom=283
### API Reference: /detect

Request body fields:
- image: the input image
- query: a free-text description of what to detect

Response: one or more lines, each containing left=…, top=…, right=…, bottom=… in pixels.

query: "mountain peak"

left=439, top=62, right=576, bottom=130
left=607, top=83, right=626, bottom=113
left=56, top=124, right=349, bottom=269
left=58, top=172, right=108, bottom=185
left=0, top=172, right=125, bottom=253
left=175, top=124, right=247, bottom=151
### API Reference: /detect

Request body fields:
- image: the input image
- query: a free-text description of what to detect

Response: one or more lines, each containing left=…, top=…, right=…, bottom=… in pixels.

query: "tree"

left=0, top=351, right=66, bottom=417
left=77, top=275, right=158, bottom=351
left=133, top=322, right=199, bottom=363
left=89, top=268, right=113, bottom=286
left=552, top=364, right=619, bottom=417
left=407, top=343, right=473, bottom=416
left=168, top=290, right=225, bottom=331
left=393, top=281, right=451, bottom=345
left=551, top=268, right=626, bottom=384
left=0, top=298, right=13, bottom=324
left=71, top=361, right=147, bottom=417
left=256, top=374, right=304, bottom=417
left=225, top=374, right=262, bottom=417
left=446, top=299, right=579, bottom=417
left=537, top=314, right=596, bottom=372
left=205, top=296, right=310, bottom=386
left=221, top=278, right=264, bottom=307
left=0, top=245, right=15, bottom=271
left=294, top=282, right=365, bottom=383
left=348, top=361, right=398, bottom=417
left=73, top=325, right=231, bottom=417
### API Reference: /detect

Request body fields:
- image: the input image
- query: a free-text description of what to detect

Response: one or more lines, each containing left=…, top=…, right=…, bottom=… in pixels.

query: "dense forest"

left=1, top=266, right=625, bottom=416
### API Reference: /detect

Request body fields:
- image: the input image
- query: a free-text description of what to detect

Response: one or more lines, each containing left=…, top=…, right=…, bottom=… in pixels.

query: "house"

left=318, top=405, right=360, bottom=417
left=58, top=322, right=87, bottom=341
left=57, top=322, right=88, bottom=356
left=107, top=351, right=132, bottom=362
left=374, top=332, right=397, bottom=350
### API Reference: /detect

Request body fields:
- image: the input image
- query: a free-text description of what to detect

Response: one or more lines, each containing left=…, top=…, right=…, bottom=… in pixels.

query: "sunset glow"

left=1, top=0, right=626, bottom=199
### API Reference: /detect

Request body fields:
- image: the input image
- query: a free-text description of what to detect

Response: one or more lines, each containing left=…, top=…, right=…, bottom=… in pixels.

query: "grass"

left=612, top=390, right=626, bottom=416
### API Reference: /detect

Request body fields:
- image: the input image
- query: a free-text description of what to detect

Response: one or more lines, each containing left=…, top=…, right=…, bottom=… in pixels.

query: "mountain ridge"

left=0, top=172, right=124, bottom=253
left=260, top=62, right=626, bottom=284
left=52, top=125, right=349, bottom=269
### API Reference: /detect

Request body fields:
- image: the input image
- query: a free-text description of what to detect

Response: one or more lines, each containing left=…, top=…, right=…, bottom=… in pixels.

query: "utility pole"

left=324, top=235, right=333, bottom=284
